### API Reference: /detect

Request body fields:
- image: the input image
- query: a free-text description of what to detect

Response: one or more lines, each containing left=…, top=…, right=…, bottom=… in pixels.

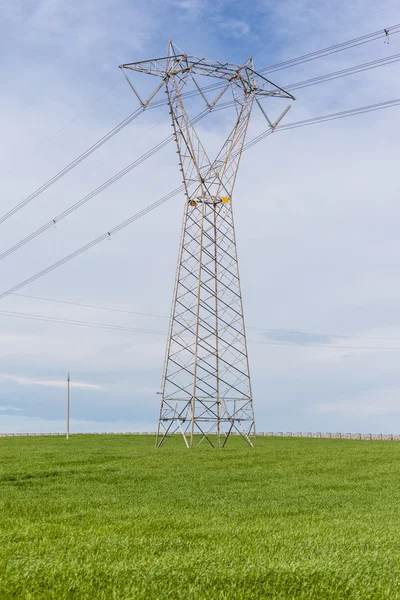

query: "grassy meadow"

left=1, top=434, right=400, bottom=599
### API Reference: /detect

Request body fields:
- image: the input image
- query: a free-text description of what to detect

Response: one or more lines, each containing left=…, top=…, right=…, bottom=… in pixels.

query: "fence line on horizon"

left=1, top=431, right=400, bottom=441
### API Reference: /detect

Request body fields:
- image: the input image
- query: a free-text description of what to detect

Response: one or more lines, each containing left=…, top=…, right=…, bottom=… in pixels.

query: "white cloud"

left=314, top=402, right=396, bottom=415
left=168, top=0, right=206, bottom=16
left=0, top=374, right=102, bottom=390
left=170, top=0, right=201, bottom=8
left=220, top=19, right=251, bottom=37
left=314, top=386, right=400, bottom=415
left=0, top=406, right=23, bottom=411
left=0, top=0, right=154, bottom=56
left=0, top=415, right=156, bottom=434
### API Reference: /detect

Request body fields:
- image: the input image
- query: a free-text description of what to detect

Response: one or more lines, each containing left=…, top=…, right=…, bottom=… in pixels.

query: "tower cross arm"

left=119, top=58, right=177, bottom=77
left=246, top=67, right=296, bottom=101
left=120, top=52, right=295, bottom=102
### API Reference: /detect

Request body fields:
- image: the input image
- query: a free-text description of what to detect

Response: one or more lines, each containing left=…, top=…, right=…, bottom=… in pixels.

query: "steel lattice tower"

left=120, top=42, right=294, bottom=448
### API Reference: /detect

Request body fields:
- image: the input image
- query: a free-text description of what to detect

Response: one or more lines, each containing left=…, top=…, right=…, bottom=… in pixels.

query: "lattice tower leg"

left=157, top=197, right=255, bottom=448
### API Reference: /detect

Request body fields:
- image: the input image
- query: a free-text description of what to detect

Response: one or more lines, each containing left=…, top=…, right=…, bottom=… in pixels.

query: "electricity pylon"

left=120, top=42, right=294, bottom=448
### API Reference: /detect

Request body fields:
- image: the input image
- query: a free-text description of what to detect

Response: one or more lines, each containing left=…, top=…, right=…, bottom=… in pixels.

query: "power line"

left=134, top=25, right=400, bottom=104
left=0, top=78, right=124, bottom=181
left=243, top=98, right=400, bottom=153
left=284, top=52, right=400, bottom=92
left=2, top=51, right=400, bottom=266
left=1, top=23, right=399, bottom=227
left=8, top=290, right=400, bottom=342
left=140, top=25, right=400, bottom=108
left=8, top=291, right=167, bottom=319
left=0, top=102, right=231, bottom=263
left=7, top=119, right=165, bottom=236
left=0, top=135, right=174, bottom=263
left=2, top=307, right=400, bottom=351
left=0, top=185, right=185, bottom=301
left=0, top=86, right=225, bottom=229
left=0, top=97, right=399, bottom=303
left=258, top=24, right=400, bottom=75
left=0, top=308, right=165, bottom=335
left=0, top=105, right=147, bottom=226
left=281, top=98, right=400, bottom=129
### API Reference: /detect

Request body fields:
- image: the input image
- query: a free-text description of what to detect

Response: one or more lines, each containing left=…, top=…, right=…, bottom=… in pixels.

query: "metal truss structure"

left=120, top=42, right=294, bottom=448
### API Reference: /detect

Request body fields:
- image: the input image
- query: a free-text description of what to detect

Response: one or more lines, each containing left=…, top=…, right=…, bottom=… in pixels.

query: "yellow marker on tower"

left=221, top=197, right=230, bottom=203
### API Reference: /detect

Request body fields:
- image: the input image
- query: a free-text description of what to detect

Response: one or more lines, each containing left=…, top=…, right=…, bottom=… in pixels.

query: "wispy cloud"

left=220, top=19, right=251, bottom=37
left=168, top=0, right=206, bottom=17
left=314, top=398, right=400, bottom=415
left=0, top=374, right=102, bottom=390
left=0, top=406, right=23, bottom=412
left=0, top=415, right=156, bottom=434
left=261, top=331, right=334, bottom=345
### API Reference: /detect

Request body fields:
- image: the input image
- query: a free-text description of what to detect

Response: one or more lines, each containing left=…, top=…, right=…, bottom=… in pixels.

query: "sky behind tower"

left=1, top=0, right=400, bottom=434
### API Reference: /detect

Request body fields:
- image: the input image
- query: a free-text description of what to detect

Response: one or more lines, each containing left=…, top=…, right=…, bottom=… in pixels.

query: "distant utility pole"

left=66, top=373, right=70, bottom=440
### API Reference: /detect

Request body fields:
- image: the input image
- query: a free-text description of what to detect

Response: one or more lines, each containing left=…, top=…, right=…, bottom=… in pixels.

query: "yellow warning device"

left=221, top=197, right=230, bottom=203
left=190, top=200, right=197, bottom=207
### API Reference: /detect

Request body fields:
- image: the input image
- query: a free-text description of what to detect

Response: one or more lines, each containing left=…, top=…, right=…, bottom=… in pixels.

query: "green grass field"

left=1, top=434, right=400, bottom=599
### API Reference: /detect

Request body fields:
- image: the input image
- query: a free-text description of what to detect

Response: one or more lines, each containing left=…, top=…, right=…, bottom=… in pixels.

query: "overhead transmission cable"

left=6, top=292, right=167, bottom=319
left=0, top=308, right=165, bottom=335
left=2, top=51, right=400, bottom=266
left=1, top=23, right=399, bottom=227
left=0, top=78, right=124, bottom=181
left=0, top=105, right=147, bottom=226
left=0, top=185, right=185, bottom=302
left=175, top=48, right=400, bottom=106
left=258, top=23, right=400, bottom=74
left=9, top=118, right=165, bottom=235
left=0, top=136, right=175, bottom=262
left=3, top=307, right=400, bottom=351
left=7, top=290, right=400, bottom=342
left=1, top=97, right=399, bottom=303
left=137, top=24, right=400, bottom=101
left=283, top=52, right=400, bottom=91
left=133, top=25, right=400, bottom=106
left=242, top=98, right=400, bottom=152
left=176, top=24, right=400, bottom=100
left=0, top=102, right=233, bottom=263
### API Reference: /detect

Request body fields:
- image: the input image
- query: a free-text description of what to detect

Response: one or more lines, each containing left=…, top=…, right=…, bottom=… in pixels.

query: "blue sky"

left=1, top=0, right=400, bottom=434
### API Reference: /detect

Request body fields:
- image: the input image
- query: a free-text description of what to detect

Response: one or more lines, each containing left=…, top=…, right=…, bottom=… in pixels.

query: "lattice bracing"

left=121, top=43, right=294, bottom=448
left=158, top=199, right=255, bottom=448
